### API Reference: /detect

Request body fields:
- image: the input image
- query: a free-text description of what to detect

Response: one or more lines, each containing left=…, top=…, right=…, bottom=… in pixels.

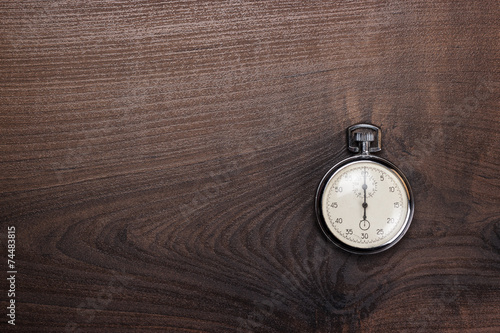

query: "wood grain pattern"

left=1, top=1, right=499, bottom=332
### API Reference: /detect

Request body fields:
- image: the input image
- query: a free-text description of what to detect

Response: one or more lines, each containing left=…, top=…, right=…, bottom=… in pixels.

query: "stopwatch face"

left=316, top=158, right=413, bottom=254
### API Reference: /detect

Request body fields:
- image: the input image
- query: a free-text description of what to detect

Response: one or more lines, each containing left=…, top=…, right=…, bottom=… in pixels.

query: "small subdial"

left=359, top=219, right=370, bottom=231
left=353, top=174, right=377, bottom=198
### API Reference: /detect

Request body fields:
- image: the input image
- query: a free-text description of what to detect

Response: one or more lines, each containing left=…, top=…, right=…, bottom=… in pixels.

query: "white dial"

left=320, top=160, right=410, bottom=250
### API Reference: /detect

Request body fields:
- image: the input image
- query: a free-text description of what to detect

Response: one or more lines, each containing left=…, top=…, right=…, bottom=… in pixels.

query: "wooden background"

left=1, top=1, right=499, bottom=332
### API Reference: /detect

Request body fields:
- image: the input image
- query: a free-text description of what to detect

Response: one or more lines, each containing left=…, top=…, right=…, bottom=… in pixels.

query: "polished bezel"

left=315, top=154, right=414, bottom=254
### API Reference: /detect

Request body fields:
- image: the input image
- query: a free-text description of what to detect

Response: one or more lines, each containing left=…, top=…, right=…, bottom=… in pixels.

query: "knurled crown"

left=355, top=132, right=375, bottom=142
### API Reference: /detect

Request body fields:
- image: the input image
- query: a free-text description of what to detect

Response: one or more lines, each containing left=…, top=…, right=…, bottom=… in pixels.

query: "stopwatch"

left=315, top=124, right=414, bottom=254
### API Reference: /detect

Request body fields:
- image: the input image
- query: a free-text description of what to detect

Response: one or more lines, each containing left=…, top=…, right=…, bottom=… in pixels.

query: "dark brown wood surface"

left=1, top=1, right=499, bottom=332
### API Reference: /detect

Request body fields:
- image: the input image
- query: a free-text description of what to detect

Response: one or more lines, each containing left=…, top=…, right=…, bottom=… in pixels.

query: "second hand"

left=362, top=167, right=368, bottom=221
